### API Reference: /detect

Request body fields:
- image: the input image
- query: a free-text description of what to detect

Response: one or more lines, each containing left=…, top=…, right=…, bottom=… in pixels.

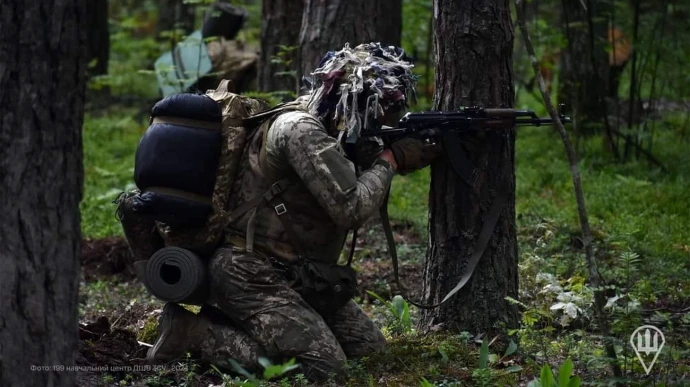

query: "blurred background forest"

left=76, top=0, right=690, bottom=386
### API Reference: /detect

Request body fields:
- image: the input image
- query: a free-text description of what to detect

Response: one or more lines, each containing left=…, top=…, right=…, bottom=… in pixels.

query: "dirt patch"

left=78, top=317, right=147, bottom=366
left=76, top=316, right=221, bottom=387
left=350, top=218, right=425, bottom=259
left=82, top=237, right=135, bottom=281
left=356, top=259, right=424, bottom=302
left=76, top=317, right=147, bottom=386
left=347, top=218, right=426, bottom=302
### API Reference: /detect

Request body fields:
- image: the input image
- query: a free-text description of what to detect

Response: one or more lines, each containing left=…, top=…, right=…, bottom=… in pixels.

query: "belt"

left=224, top=235, right=297, bottom=276
left=225, top=233, right=300, bottom=263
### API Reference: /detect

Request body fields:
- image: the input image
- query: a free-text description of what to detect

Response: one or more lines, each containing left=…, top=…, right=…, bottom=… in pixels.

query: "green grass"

left=515, top=125, right=690, bottom=298
left=390, top=170, right=432, bottom=232
left=80, top=110, right=146, bottom=238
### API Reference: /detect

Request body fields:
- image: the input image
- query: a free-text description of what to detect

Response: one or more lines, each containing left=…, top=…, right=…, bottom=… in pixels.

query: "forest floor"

left=77, top=105, right=690, bottom=386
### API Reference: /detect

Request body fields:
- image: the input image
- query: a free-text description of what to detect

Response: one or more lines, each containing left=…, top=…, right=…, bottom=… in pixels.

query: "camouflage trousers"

left=196, top=246, right=386, bottom=382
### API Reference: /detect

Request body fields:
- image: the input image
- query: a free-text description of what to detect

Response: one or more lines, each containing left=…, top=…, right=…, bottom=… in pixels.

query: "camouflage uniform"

left=196, top=110, right=394, bottom=381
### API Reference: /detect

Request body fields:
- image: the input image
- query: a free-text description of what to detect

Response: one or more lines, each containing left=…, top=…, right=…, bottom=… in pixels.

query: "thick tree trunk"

left=86, top=0, right=109, bottom=76
left=157, top=0, right=196, bottom=49
left=258, top=0, right=305, bottom=94
left=419, top=0, right=519, bottom=335
left=558, top=0, right=610, bottom=136
left=297, top=0, right=402, bottom=86
left=0, top=0, right=86, bottom=386
left=376, top=0, right=403, bottom=51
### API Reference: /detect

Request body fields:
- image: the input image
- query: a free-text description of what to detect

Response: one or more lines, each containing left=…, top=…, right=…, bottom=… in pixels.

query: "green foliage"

left=515, top=125, right=690, bottom=303
left=389, top=168, right=431, bottom=235
left=94, top=1, right=161, bottom=97
left=210, top=357, right=300, bottom=387
left=270, top=45, right=299, bottom=99
left=401, top=0, right=435, bottom=103
left=419, top=377, right=434, bottom=387
left=469, top=337, right=522, bottom=386
left=81, top=111, right=145, bottom=238
left=258, top=358, right=301, bottom=381
left=527, top=359, right=581, bottom=387
left=366, top=291, right=414, bottom=336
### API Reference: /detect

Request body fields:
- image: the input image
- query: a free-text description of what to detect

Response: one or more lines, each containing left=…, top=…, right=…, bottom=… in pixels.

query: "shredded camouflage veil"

left=306, top=42, right=417, bottom=142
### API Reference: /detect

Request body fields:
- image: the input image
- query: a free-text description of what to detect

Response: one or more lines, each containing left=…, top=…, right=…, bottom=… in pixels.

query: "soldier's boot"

left=147, top=302, right=210, bottom=362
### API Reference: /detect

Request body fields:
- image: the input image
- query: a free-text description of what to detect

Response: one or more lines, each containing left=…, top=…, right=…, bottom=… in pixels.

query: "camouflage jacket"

left=224, top=110, right=395, bottom=264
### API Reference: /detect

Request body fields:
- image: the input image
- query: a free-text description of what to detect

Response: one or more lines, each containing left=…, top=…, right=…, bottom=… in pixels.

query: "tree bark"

left=86, top=0, right=109, bottom=77
left=558, top=0, right=610, bottom=136
left=419, top=0, right=519, bottom=335
left=297, top=0, right=402, bottom=88
left=0, top=0, right=86, bottom=386
left=258, top=0, right=305, bottom=94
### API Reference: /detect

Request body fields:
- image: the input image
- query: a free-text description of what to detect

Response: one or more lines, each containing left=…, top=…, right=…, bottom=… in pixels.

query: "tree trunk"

left=419, top=0, right=519, bottom=335
left=157, top=0, right=196, bottom=49
left=0, top=0, right=86, bottom=386
left=258, top=0, right=305, bottom=94
left=558, top=0, right=610, bottom=136
left=86, top=0, right=109, bottom=77
left=297, top=0, right=402, bottom=87
left=376, top=0, right=403, bottom=51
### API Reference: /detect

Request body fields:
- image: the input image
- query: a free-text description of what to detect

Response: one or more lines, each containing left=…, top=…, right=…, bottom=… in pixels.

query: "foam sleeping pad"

left=134, top=247, right=209, bottom=305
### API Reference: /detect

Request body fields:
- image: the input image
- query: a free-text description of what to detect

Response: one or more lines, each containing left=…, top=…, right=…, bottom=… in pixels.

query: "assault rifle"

left=362, top=105, right=572, bottom=142
left=361, top=105, right=571, bottom=186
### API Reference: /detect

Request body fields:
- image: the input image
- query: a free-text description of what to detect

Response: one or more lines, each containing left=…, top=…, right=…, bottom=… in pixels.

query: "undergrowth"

left=71, top=0, right=690, bottom=385
left=79, top=106, right=690, bottom=384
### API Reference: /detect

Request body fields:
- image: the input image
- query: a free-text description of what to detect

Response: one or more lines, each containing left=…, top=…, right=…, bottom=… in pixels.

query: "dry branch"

left=514, top=0, right=622, bottom=379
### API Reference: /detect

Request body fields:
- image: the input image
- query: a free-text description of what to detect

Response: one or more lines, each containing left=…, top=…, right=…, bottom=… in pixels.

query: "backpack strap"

left=227, top=104, right=358, bottom=263
left=224, top=104, right=306, bottom=255
left=258, top=179, right=309, bottom=257
left=250, top=105, right=310, bottom=257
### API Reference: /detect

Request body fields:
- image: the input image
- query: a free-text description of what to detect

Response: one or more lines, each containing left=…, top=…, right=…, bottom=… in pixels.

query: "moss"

left=341, top=334, right=479, bottom=387
left=182, top=304, right=202, bottom=314
left=136, top=316, right=159, bottom=344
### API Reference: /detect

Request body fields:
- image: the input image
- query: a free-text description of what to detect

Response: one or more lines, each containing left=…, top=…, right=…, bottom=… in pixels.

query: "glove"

left=388, top=137, right=443, bottom=175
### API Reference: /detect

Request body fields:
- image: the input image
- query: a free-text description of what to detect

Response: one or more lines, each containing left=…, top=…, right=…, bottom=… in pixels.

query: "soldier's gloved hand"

left=388, top=137, right=443, bottom=175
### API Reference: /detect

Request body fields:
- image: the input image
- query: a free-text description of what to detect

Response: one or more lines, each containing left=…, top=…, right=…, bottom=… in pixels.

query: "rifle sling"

left=382, top=170, right=510, bottom=309
left=444, top=131, right=480, bottom=186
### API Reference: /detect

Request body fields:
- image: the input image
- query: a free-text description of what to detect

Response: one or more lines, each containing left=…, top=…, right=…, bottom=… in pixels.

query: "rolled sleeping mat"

left=134, top=247, right=209, bottom=305
left=134, top=93, right=222, bottom=226
left=135, top=93, right=222, bottom=197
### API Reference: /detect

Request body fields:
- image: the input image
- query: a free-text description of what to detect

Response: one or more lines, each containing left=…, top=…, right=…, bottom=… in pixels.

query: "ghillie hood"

left=305, top=42, right=417, bottom=141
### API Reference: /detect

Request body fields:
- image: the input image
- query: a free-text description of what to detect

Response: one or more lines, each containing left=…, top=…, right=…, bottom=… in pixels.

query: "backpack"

left=129, top=79, right=283, bottom=256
